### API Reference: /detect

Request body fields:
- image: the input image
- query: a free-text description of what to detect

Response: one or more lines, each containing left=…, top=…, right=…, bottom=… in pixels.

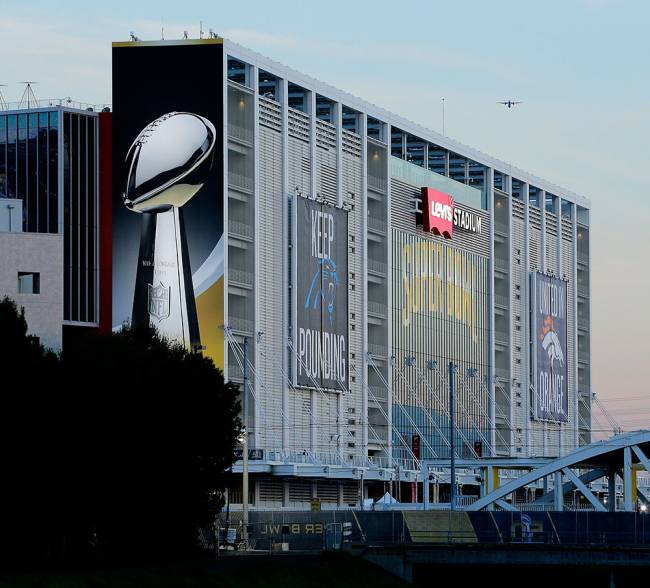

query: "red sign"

left=412, top=434, right=421, bottom=459
left=421, top=187, right=453, bottom=239
left=474, top=441, right=483, bottom=458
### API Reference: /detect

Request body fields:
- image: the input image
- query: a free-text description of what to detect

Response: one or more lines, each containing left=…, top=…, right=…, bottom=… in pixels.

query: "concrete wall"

left=0, top=232, right=64, bottom=351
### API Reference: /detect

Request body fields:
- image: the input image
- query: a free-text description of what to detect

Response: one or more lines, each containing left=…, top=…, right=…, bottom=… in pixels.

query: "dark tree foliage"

left=0, top=299, right=240, bottom=569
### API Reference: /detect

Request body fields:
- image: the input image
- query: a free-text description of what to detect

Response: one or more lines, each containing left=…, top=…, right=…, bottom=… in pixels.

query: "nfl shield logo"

left=148, top=282, right=171, bottom=320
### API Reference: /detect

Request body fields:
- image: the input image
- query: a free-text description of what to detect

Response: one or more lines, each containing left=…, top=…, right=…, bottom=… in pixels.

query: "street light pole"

left=242, top=336, right=249, bottom=546
left=449, top=361, right=456, bottom=510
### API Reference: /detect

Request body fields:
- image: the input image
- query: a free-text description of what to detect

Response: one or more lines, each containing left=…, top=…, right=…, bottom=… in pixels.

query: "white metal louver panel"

left=259, top=479, right=284, bottom=507
left=316, top=481, right=340, bottom=504
left=288, top=136, right=311, bottom=198
left=342, top=152, right=364, bottom=456
left=316, top=146, right=337, bottom=205
left=562, top=234, right=577, bottom=452
left=257, top=122, right=285, bottom=450
left=511, top=217, right=526, bottom=442
left=289, top=481, right=313, bottom=505
left=316, top=119, right=336, bottom=150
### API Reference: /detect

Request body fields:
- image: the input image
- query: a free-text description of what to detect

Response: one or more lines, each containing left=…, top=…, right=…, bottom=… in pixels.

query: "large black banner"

left=295, top=196, right=348, bottom=391
left=112, top=40, right=225, bottom=368
left=532, top=272, right=568, bottom=422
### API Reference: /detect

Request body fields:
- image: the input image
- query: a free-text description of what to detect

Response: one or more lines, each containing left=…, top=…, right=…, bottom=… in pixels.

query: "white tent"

left=375, top=492, right=399, bottom=505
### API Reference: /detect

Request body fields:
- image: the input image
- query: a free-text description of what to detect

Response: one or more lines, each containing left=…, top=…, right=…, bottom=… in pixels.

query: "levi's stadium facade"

left=111, top=38, right=592, bottom=508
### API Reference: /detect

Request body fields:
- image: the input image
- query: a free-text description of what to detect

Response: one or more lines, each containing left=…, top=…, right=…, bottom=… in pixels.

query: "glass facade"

left=0, top=111, right=58, bottom=232
left=0, top=108, right=99, bottom=324
left=62, top=111, right=97, bottom=323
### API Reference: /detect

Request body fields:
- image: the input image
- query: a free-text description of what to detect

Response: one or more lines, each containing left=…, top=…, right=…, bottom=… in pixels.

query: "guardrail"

left=1, top=98, right=111, bottom=111
left=228, top=219, right=254, bottom=240
left=494, top=294, right=509, bottom=308
left=368, top=343, right=388, bottom=358
left=368, top=259, right=387, bottom=275
left=228, top=123, right=253, bottom=145
left=494, top=256, right=509, bottom=272
left=367, top=216, right=387, bottom=233
left=228, top=268, right=254, bottom=287
left=368, top=175, right=387, bottom=194
left=368, top=301, right=388, bottom=317
left=228, top=171, right=254, bottom=193
left=229, top=316, right=254, bottom=334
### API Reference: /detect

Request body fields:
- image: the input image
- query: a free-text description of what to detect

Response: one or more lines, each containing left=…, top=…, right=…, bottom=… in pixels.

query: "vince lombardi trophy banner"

left=295, top=196, right=349, bottom=391
left=532, top=272, right=569, bottom=422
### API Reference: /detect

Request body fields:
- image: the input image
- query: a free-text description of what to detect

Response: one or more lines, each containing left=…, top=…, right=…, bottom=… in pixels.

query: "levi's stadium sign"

left=421, top=187, right=454, bottom=238
left=420, top=187, right=482, bottom=238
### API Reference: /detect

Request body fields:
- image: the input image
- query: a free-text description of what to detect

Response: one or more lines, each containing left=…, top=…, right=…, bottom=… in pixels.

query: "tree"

left=0, top=301, right=241, bottom=568
left=58, top=322, right=242, bottom=561
left=0, top=297, right=61, bottom=568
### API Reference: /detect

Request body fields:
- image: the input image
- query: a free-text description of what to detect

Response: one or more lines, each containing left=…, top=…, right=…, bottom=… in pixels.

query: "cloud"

left=0, top=16, right=110, bottom=102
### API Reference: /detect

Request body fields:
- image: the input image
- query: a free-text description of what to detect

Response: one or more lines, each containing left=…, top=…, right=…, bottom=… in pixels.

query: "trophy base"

left=132, top=207, right=200, bottom=349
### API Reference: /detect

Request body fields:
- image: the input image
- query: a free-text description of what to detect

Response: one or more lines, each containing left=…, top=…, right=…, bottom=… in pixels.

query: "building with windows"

left=111, top=38, right=591, bottom=508
left=0, top=103, right=110, bottom=349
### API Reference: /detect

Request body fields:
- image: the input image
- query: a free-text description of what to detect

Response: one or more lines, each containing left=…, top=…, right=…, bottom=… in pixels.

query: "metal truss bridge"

left=422, top=430, right=650, bottom=512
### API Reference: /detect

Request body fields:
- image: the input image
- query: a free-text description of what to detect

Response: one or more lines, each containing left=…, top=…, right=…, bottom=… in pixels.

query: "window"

left=529, top=186, right=541, bottom=208
left=258, top=70, right=279, bottom=101
left=287, top=82, right=308, bottom=112
left=391, top=127, right=404, bottom=158
left=227, top=57, right=247, bottom=86
left=545, top=193, right=556, bottom=213
left=367, top=116, right=384, bottom=141
left=316, top=94, right=334, bottom=122
left=18, top=271, right=40, bottom=294
left=494, top=171, right=504, bottom=191
left=449, top=152, right=466, bottom=184
left=428, top=144, right=446, bottom=176
left=342, top=106, right=359, bottom=133
left=405, top=135, right=425, bottom=167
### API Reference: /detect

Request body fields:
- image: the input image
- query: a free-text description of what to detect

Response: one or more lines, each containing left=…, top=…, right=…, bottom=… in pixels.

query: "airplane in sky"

left=498, top=100, right=522, bottom=109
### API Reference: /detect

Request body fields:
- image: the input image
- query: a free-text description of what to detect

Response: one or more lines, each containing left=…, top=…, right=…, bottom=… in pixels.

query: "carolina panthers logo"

left=304, top=258, right=339, bottom=325
left=540, top=315, right=564, bottom=370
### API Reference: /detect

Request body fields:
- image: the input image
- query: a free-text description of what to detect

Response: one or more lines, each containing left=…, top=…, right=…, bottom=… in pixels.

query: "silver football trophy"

left=123, top=111, right=216, bottom=348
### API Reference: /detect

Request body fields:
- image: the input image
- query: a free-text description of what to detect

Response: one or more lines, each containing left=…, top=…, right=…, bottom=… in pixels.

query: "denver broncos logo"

left=540, top=315, right=564, bottom=370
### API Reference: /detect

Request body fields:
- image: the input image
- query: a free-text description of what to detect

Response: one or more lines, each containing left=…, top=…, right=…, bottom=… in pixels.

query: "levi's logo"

left=421, top=187, right=453, bottom=239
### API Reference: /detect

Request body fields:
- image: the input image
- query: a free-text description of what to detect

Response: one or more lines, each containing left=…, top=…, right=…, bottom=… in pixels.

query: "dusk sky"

left=2, top=0, right=648, bottom=431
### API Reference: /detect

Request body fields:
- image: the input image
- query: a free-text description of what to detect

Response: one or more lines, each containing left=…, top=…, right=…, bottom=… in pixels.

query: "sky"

left=1, top=0, right=648, bottom=431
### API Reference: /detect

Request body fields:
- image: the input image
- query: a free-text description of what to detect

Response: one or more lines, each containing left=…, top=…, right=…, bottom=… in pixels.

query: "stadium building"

left=110, top=37, right=591, bottom=508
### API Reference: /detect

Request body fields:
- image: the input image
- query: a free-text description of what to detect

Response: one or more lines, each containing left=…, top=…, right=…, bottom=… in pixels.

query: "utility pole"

left=242, top=336, right=249, bottom=547
left=449, top=361, right=456, bottom=510
left=442, top=98, right=446, bottom=136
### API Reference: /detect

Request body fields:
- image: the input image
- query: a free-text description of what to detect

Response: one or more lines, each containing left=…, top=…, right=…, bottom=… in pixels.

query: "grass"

left=0, top=552, right=407, bottom=588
